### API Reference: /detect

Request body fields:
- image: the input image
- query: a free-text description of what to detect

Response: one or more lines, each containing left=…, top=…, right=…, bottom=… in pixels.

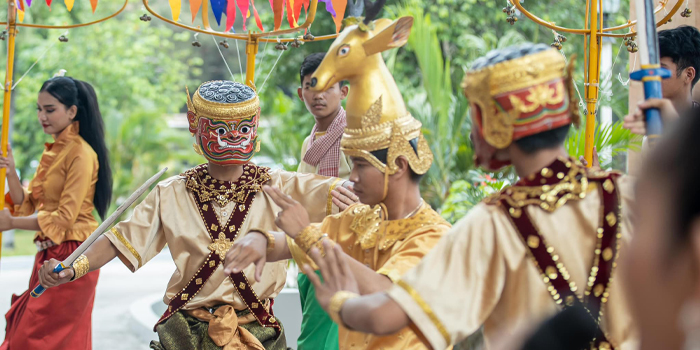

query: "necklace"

left=403, top=198, right=424, bottom=219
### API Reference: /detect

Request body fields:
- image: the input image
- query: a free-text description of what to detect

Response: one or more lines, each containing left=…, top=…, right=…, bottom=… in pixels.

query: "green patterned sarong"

left=150, top=308, right=287, bottom=350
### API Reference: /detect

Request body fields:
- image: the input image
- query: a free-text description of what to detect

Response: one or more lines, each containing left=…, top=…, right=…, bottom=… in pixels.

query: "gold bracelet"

left=329, top=291, right=359, bottom=327
left=70, top=254, right=89, bottom=281
left=310, top=234, right=332, bottom=257
left=294, top=225, right=324, bottom=253
left=249, top=229, right=275, bottom=254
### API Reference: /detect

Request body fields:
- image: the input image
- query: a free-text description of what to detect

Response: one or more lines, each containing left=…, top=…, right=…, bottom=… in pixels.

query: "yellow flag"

left=17, top=8, right=24, bottom=22
left=64, top=0, right=74, bottom=11
left=168, top=0, right=181, bottom=21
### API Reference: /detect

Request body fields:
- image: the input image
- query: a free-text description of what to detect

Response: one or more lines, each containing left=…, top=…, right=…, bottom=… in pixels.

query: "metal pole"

left=584, top=0, right=601, bottom=166
left=245, top=34, right=259, bottom=88
left=0, top=0, right=17, bottom=262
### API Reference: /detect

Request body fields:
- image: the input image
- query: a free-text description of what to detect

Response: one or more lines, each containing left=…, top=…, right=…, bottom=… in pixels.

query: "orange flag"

left=272, top=0, right=283, bottom=30
left=330, top=0, right=345, bottom=33
left=189, top=0, right=202, bottom=22
left=89, top=0, right=97, bottom=12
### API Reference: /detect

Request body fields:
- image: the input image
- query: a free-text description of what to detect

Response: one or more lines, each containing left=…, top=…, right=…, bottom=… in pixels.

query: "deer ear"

left=362, top=16, right=414, bottom=56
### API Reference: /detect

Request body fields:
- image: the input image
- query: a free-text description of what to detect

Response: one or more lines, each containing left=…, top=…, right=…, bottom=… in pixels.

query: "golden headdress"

left=462, top=45, right=580, bottom=149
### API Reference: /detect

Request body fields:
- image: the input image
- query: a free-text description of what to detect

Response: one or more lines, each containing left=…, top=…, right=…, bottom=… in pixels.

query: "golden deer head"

left=310, top=1, right=413, bottom=129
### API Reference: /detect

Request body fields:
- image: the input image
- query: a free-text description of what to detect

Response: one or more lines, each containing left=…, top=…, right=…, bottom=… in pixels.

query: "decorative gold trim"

left=396, top=279, right=451, bottom=346
left=110, top=227, right=143, bottom=269
left=484, top=160, right=589, bottom=212
left=70, top=254, right=89, bottom=281
left=327, top=178, right=343, bottom=216
left=377, top=268, right=401, bottom=283
left=328, top=291, right=359, bottom=326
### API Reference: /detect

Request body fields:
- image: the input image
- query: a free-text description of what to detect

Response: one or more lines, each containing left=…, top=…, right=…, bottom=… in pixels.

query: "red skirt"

left=1, top=240, right=99, bottom=350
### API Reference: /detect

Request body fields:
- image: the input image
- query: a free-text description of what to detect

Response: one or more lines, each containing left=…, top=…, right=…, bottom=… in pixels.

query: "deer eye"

left=338, top=45, right=350, bottom=57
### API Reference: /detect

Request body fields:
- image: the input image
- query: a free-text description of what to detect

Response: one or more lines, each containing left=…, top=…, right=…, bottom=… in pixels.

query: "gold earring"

left=192, top=143, right=203, bottom=155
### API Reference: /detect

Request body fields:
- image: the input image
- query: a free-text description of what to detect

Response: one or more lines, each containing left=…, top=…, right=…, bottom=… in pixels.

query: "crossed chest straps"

left=155, top=164, right=280, bottom=335
left=490, top=160, right=622, bottom=350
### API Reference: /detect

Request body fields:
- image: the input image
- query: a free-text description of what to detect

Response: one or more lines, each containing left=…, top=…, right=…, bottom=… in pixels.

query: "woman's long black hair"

left=40, top=77, right=113, bottom=220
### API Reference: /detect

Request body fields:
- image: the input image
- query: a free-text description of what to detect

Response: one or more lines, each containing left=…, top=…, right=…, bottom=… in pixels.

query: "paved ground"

left=1, top=251, right=303, bottom=349
left=1, top=251, right=179, bottom=350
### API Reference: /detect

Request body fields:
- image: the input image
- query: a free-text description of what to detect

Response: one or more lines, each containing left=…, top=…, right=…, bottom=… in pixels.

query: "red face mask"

left=190, top=111, right=259, bottom=165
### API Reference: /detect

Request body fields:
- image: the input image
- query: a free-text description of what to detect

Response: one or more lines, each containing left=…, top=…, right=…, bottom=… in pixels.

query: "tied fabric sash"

left=496, top=160, right=622, bottom=350
left=155, top=164, right=280, bottom=335
left=303, top=107, right=347, bottom=177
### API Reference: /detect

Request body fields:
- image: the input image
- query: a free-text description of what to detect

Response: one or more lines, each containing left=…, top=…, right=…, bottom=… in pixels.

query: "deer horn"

left=347, top=0, right=364, bottom=18
left=362, top=0, right=386, bottom=25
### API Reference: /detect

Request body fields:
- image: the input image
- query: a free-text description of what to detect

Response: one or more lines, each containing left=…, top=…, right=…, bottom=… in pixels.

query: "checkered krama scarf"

left=302, top=107, right=347, bottom=177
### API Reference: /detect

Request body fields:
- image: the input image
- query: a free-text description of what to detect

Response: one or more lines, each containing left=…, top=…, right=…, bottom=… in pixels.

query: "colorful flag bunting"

left=319, top=0, right=335, bottom=17
left=235, top=0, right=249, bottom=31
left=250, top=0, right=264, bottom=31
left=330, top=0, right=345, bottom=33
left=225, top=0, right=236, bottom=31
left=210, top=0, right=226, bottom=26
left=272, top=0, right=283, bottom=30
left=189, top=0, right=202, bottom=22
left=168, top=0, right=181, bottom=21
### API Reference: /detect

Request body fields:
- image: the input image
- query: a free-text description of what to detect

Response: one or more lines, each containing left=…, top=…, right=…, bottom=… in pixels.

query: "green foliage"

left=258, top=89, right=315, bottom=171
left=390, top=5, right=473, bottom=210
left=0, top=3, right=202, bottom=209
left=565, top=121, right=642, bottom=169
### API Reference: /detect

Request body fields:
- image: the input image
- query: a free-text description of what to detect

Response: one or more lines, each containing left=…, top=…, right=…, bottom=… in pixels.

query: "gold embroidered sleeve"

left=104, top=184, right=167, bottom=272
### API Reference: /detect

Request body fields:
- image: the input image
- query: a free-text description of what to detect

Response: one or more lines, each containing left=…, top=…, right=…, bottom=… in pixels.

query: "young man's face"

left=348, top=156, right=385, bottom=206
left=660, top=57, right=690, bottom=100
left=298, top=75, right=348, bottom=119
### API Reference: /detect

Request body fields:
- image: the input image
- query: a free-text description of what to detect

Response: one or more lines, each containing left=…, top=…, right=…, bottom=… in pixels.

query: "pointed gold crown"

left=340, top=96, right=433, bottom=175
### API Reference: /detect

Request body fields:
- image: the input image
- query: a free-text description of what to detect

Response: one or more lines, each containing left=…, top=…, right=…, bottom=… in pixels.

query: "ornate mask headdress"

left=310, top=0, right=433, bottom=201
left=462, top=44, right=580, bottom=170
left=186, top=81, right=261, bottom=165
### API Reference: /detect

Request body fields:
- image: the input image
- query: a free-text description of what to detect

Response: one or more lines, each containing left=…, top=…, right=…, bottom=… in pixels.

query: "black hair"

left=658, top=26, right=700, bottom=88
left=646, top=107, right=700, bottom=248
left=300, top=53, right=346, bottom=87
left=369, top=138, right=424, bottom=183
left=471, top=43, right=571, bottom=153
left=40, top=77, right=113, bottom=220
left=514, top=125, right=571, bottom=154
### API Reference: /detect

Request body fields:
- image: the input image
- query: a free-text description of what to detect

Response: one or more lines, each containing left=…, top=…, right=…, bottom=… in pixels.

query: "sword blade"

left=61, top=167, right=168, bottom=265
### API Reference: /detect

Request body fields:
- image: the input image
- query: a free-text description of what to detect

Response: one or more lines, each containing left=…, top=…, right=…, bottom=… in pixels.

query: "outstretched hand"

left=304, top=240, right=360, bottom=312
left=263, top=185, right=310, bottom=238
left=223, top=231, right=267, bottom=282
left=623, top=98, right=679, bottom=135
left=579, top=146, right=601, bottom=171
left=0, top=143, right=16, bottom=174
left=332, top=183, right=359, bottom=211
